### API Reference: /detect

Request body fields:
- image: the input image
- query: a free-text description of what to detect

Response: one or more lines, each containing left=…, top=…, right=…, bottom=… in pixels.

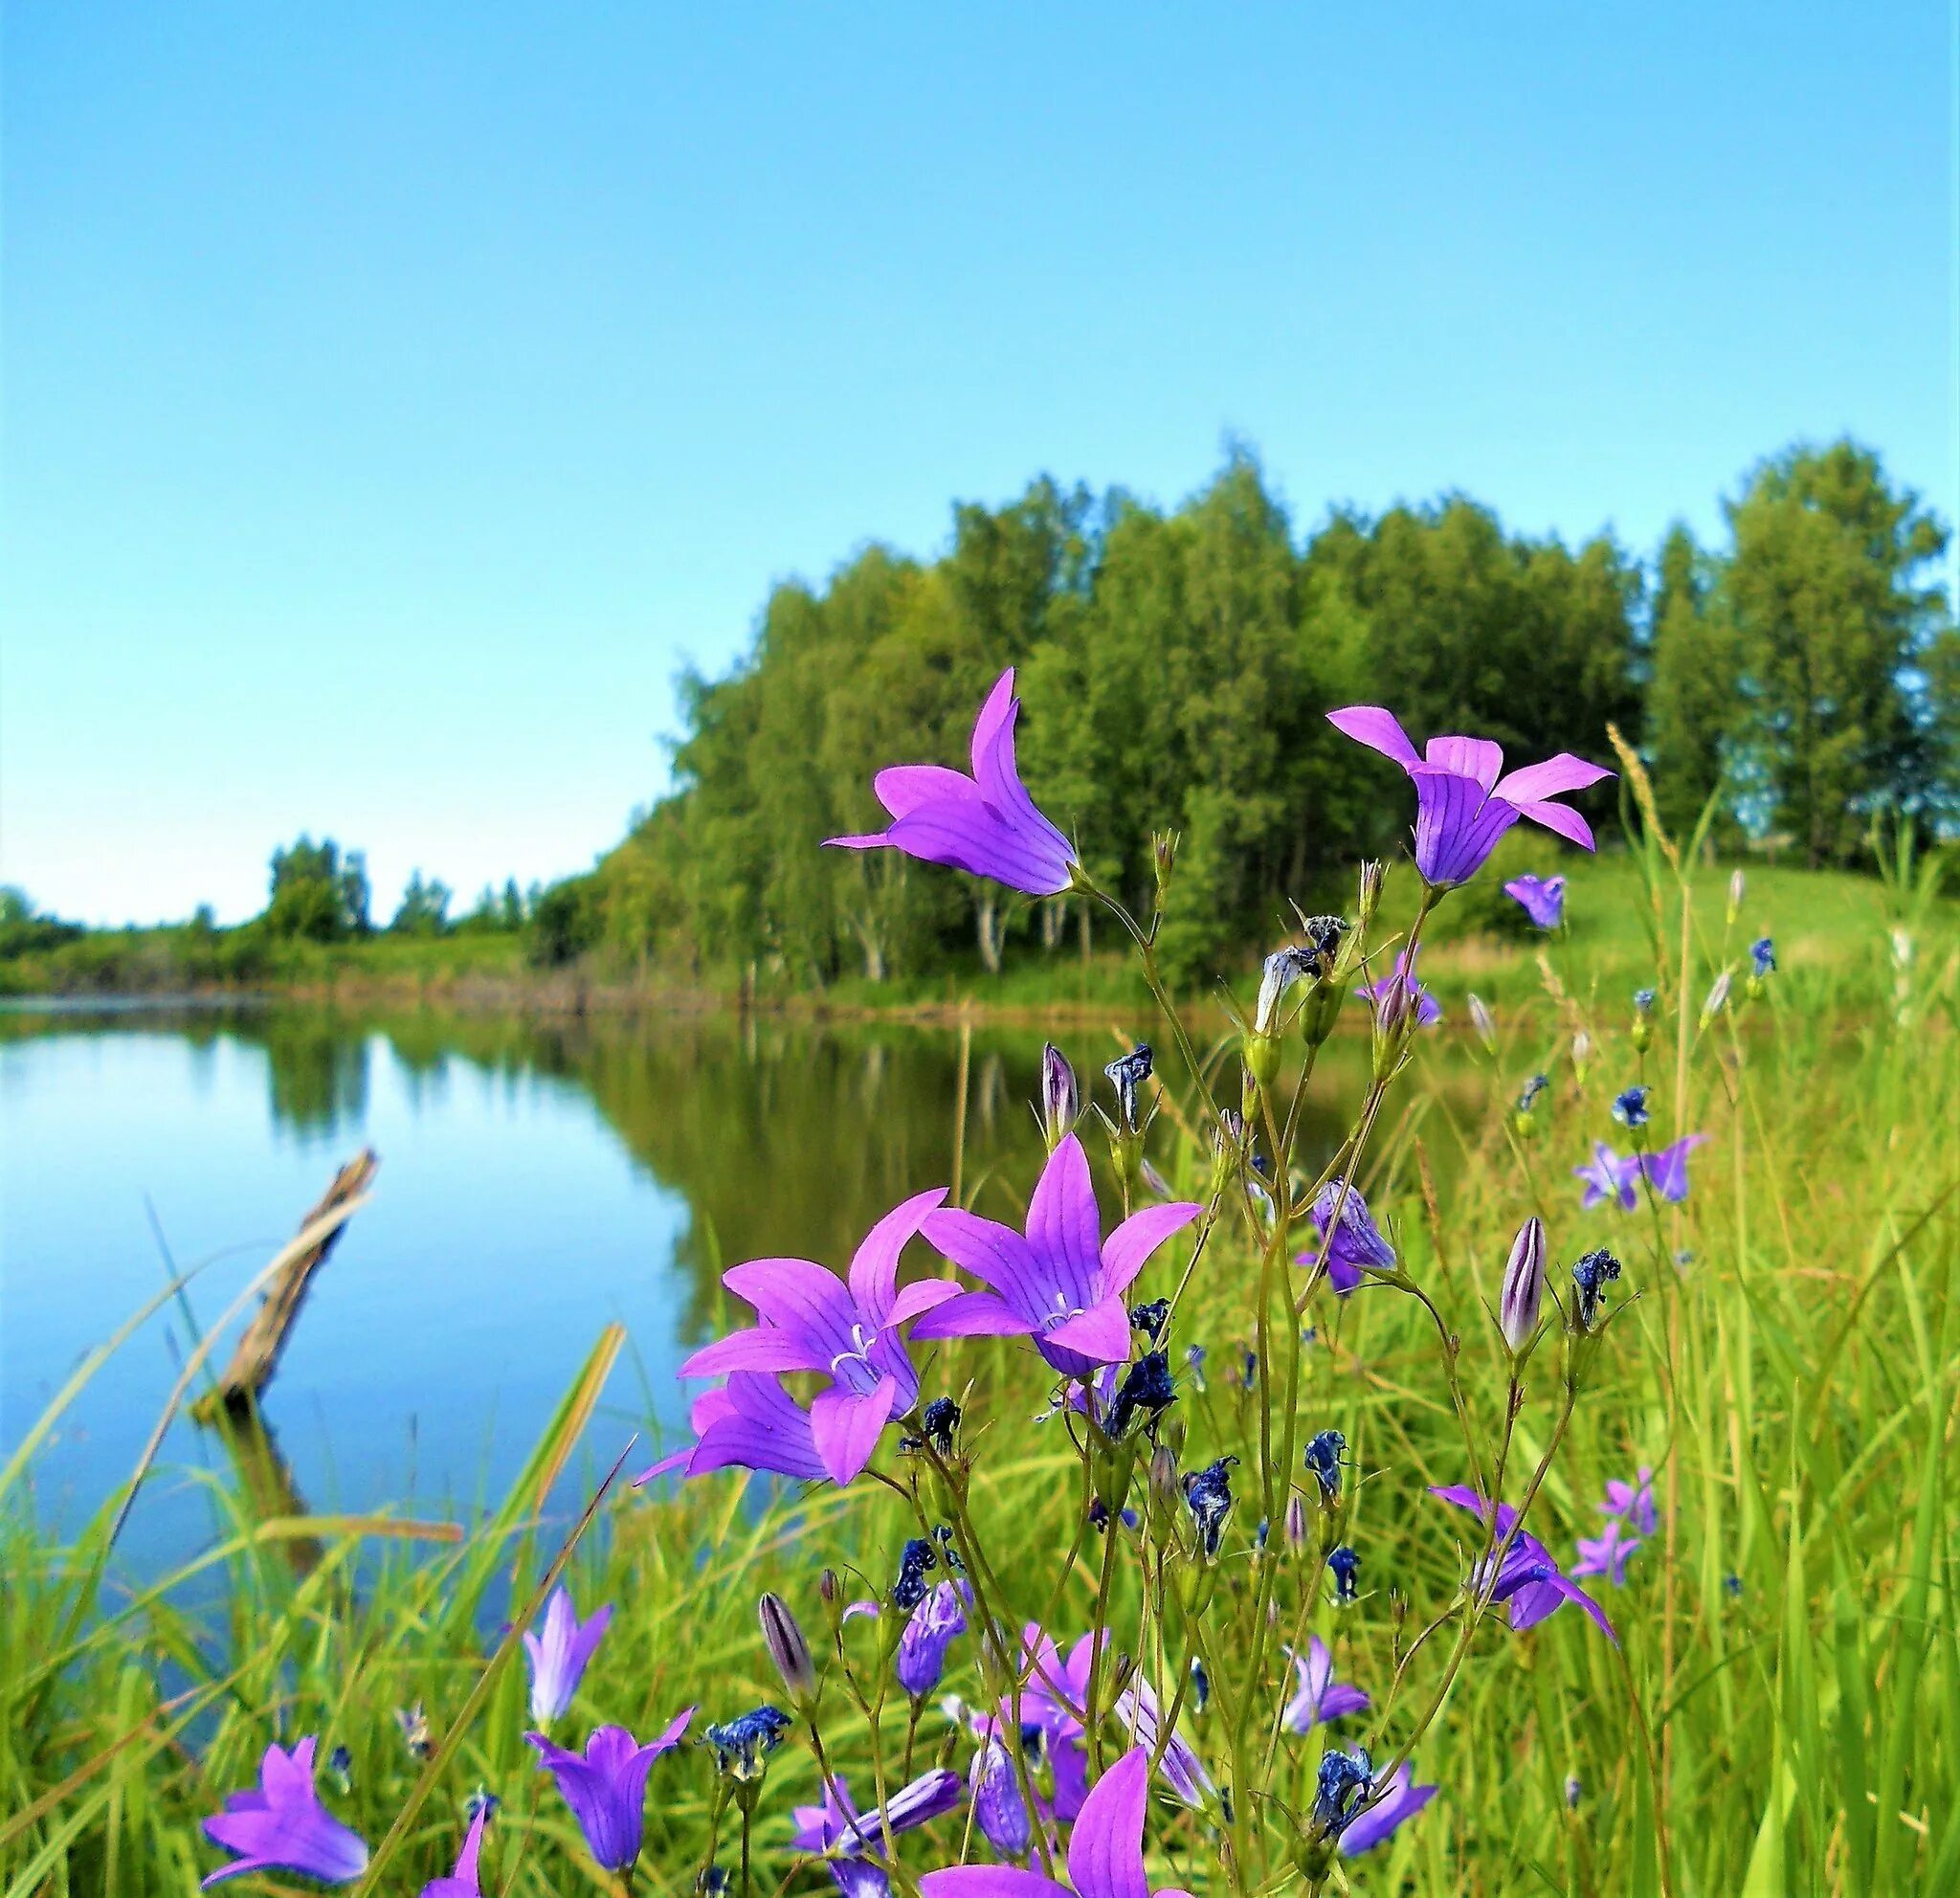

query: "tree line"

left=551, top=436, right=1952, bottom=987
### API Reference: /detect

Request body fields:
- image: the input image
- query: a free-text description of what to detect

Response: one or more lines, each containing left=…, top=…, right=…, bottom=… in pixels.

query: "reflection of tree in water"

left=262, top=1012, right=370, bottom=1137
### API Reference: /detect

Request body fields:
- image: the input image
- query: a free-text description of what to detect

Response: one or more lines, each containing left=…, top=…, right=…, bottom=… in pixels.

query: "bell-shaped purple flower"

left=1574, top=1143, right=1641, bottom=1212
left=912, top=1136, right=1201, bottom=1378
left=1572, top=1516, right=1642, bottom=1588
left=1602, top=1466, right=1659, bottom=1535
left=1296, top=1178, right=1397, bottom=1295
left=1640, top=1133, right=1708, bottom=1204
left=419, top=1803, right=490, bottom=1898
left=826, top=670, right=1079, bottom=897
left=1338, top=1762, right=1439, bottom=1857
left=969, top=1734, right=1033, bottom=1858
left=1430, top=1486, right=1616, bottom=1643
left=1357, top=948, right=1441, bottom=1029
left=201, top=1737, right=369, bottom=1888
left=1281, top=1637, right=1370, bottom=1731
left=921, top=1748, right=1187, bottom=1898
left=1503, top=872, right=1567, bottom=929
left=1113, top=1672, right=1214, bottom=1809
left=635, top=1372, right=833, bottom=1485
left=791, top=1767, right=964, bottom=1857
left=526, top=1714, right=693, bottom=1872
left=1328, top=705, right=1614, bottom=887
left=523, top=1586, right=612, bottom=1726
left=678, top=1189, right=961, bottom=1485
left=897, top=1580, right=969, bottom=1698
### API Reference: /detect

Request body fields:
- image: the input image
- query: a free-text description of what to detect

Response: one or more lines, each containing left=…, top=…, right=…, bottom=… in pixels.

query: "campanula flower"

left=1572, top=1517, right=1642, bottom=1588
left=1311, top=1746, right=1373, bottom=1835
left=791, top=1768, right=964, bottom=1856
left=1182, top=1458, right=1237, bottom=1557
left=1113, top=1672, right=1214, bottom=1808
left=1430, top=1486, right=1616, bottom=1642
left=523, top=1587, right=612, bottom=1726
left=920, top=1748, right=1188, bottom=1898
left=1101, top=1350, right=1177, bottom=1440
left=1640, top=1133, right=1708, bottom=1204
left=1503, top=872, right=1567, bottom=929
left=201, top=1737, right=369, bottom=1887
left=1326, top=1545, right=1361, bottom=1604
left=1751, top=937, right=1776, bottom=977
left=969, top=1736, right=1033, bottom=1857
left=679, top=1189, right=960, bottom=1485
left=704, top=1706, right=792, bottom=1781
left=1297, top=1177, right=1397, bottom=1294
left=1611, top=1086, right=1650, bottom=1129
left=1255, top=946, right=1316, bottom=1036
left=1102, top=1046, right=1153, bottom=1130
left=760, top=1593, right=818, bottom=1704
left=826, top=669, right=1078, bottom=896
left=1498, top=1217, right=1547, bottom=1352
left=1303, top=1429, right=1346, bottom=1503
left=1014, top=1627, right=1095, bottom=1821
left=635, top=1373, right=832, bottom=1485
left=913, top=1135, right=1201, bottom=1377
left=1327, top=705, right=1614, bottom=887
left=1634, top=988, right=1657, bottom=1016
left=897, top=1581, right=969, bottom=1698
left=1517, top=1073, right=1549, bottom=1113
left=1281, top=1638, right=1370, bottom=1731
left=526, top=1714, right=694, bottom=1872
left=1602, top=1466, right=1659, bottom=1535
left=1040, top=1045, right=1080, bottom=1150
left=1339, top=1763, right=1439, bottom=1857
left=1574, top=1143, right=1640, bottom=1212
left=1357, top=948, right=1441, bottom=1029
left=419, top=1803, right=490, bottom=1898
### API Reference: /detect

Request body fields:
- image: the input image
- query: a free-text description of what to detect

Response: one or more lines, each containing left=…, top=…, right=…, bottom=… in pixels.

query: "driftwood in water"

left=191, top=1148, right=379, bottom=1421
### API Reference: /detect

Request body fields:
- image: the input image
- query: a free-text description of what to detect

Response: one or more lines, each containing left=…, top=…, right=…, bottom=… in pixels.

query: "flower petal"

left=1326, top=705, right=1421, bottom=770
left=920, top=1872, right=1072, bottom=1898
left=848, top=1187, right=949, bottom=1318
left=1027, top=1135, right=1104, bottom=1309
left=1044, top=1296, right=1133, bottom=1366
left=721, top=1258, right=857, bottom=1359
left=810, top=1377, right=900, bottom=1485
left=1101, top=1199, right=1203, bottom=1296
left=1423, top=734, right=1504, bottom=790
left=1066, top=1748, right=1152, bottom=1898
left=679, top=1325, right=824, bottom=1378
left=907, top=1289, right=1032, bottom=1340
left=1493, top=753, right=1614, bottom=804
left=1511, top=797, right=1596, bottom=851
left=923, top=1208, right=1050, bottom=1320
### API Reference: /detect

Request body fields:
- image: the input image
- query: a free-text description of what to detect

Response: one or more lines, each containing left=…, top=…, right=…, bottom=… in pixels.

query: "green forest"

left=4, top=435, right=1953, bottom=998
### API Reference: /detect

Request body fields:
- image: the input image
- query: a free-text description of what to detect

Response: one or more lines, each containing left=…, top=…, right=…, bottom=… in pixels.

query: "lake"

left=0, top=1002, right=1464, bottom=1576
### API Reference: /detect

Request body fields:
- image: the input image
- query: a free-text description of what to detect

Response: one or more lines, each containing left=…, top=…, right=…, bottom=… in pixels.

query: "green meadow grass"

left=2, top=834, right=1956, bottom=1895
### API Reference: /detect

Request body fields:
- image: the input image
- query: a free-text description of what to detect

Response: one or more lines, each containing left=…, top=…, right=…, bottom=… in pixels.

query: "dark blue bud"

left=1182, top=1457, right=1238, bottom=1557
left=1327, top=1544, right=1361, bottom=1604
left=892, top=1536, right=938, bottom=1610
left=1128, top=1297, right=1170, bottom=1343
left=1303, top=1428, right=1346, bottom=1503
left=1103, top=1350, right=1176, bottom=1439
left=705, top=1705, right=791, bottom=1779
left=1750, top=937, right=1775, bottom=977
left=1611, top=1085, right=1651, bottom=1129
left=1570, top=1248, right=1624, bottom=1331
left=1311, top=1745, right=1372, bottom=1833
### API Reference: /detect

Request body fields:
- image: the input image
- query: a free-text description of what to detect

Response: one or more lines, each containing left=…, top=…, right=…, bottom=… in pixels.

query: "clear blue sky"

left=5, top=4, right=1953, bottom=926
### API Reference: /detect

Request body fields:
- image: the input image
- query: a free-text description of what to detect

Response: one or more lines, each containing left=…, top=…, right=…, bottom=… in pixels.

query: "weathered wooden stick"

left=192, top=1148, right=379, bottom=1420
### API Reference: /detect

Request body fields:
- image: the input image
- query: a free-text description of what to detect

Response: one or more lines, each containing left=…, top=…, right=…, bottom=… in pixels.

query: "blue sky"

left=5, top=4, right=1953, bottom=926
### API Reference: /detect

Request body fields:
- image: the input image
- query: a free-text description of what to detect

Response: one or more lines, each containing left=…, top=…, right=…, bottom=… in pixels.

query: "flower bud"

left=1570, top=1029, right=1592, bottom=1083
left=758, top=1593, right=816, bottom=1706
left=1039, top=1044, right=1078, bottom=1151
left=1726, top=867, right=1746, bottom=924
left=1700, top=970, right=1732, bottom=1025
left=1152, top=830, right=1179, bottom=903
left=1283, top=1491, right=1309, bottom=1552
left=1467, top=993, right=1498, bottom=1056
left=1746, top=936, right=1775, bottom=1002
left=1498, top=1217, right=1546, bottom=1354
left=969, top=1736, right=1032, bottom=1856
left=1357, top=860, right=1386, bottom=931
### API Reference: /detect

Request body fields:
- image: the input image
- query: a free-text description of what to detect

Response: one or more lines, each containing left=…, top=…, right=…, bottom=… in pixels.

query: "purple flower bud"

left=1283, top=1492, right=1309, bottom=1551
left=969, top=1735, right=1032, bottom=1857
left=1701, top=971, right=1732, bottom=1023
left=1357, top=860, right=1385, bottom=929
left=1498, top=1217, right=1546, bottom=1353
left=758, top=1593, right=815, bottom=1704
left=1727, top=867, right=1746, bottom=922
left=1039, top=1044, right=1078, bottom=1151
left=1256, top=948, right=1312, bottom=1036
left=1467, top=993, right=1498, bottom=1055
left=895, top=1581, right=968, bottom=1699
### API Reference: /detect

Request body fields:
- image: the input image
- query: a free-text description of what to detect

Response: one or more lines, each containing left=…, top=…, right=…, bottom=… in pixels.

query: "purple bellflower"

left=920, top=1747, right=1196, bottom=1898
left=1356, top=948, right=1441, bottom=1028
left=1431, top=1487, right=1616, bottom=1643
left=1503, top=872, right=1567, bottom=929
left=1281, top=1637, right=1370, bottom=1731
left=1574, top=1143, right=1641, bottom=1212
left=969, top=1735, right=1035, bottom=1858
left=419, top=1803, right=490, bottom=1898
left=1327, top=705, right=1614, bottom=887
left=1339, top=1763, right=1439, bottom=1858
left=1014, top=1627, right=1096, bottom=1821
left=1113, top=1672, right=1214, bottom=1809
left=791, top=1768, right=965, bottom=1858
left=678, top=1189, right=961, bottom=1485
left=1603, top=1466, right=1659, bottom=1536
left=523, top=1586, right=612, bottom=1726
left=635, top=1372, right=831, bottom=1486
left=201, top=1737, right=370, bottom=1888
left=526, top=1713, right=693, bottom=1872
left=1296, top=1178, right=1397, bottom=1295
left=1641, top=1133, right=1709, bottom=1204
left=912, top=1135, right=1201, bottom=1378
left=1572, top=1516, right=1642, bottom=1588
left=897, top=1580, right=970, bottom=1698
left=826, top=670, right=1078, bottom=897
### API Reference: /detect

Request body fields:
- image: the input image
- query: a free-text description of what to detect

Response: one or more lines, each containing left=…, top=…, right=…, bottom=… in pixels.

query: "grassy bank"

left=4, top=830, right=1958, bottom=1894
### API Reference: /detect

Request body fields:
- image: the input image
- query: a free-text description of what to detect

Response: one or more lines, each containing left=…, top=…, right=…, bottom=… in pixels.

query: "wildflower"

left=1015, top=1628, right=1096, bottom=1820
left=914, top=1134, right=1201, bottom=1378
left=1339, top=1763, right=1439, bottom=1858
left=703, top=1706, right=791, bottom=1782
left=1498, top=1216, right=1547, bottom=1353
left=759, top=1593, right=817, bottom=1704
left=1326, top=705, right=1613, bottom=887
left=420, top=1802, right=491, bottom=1898
left=1631, top=986, right=1657, bottom=1050
left=1701, top=970, right=1732, bottom=1023
left=1283, top=1493, right=1309, bottom=1551
left=892, top=1538, right=939, bottom=1611
left=1128, top=1297, right=1169, bottom=1343
left=1641, top=1132, right=1708, bottom=1203
left=1102, top=1046, right=1153, bottom=1130
left=1182, top=1457, right=1237, bottom=1556
left=677, top=1189, right=958, bottom=1486
left=1570, top=1249, right=1623, bottom=1331
left=897, top=1582, right=969, bottom=1699
left=1311, top=1745, right=1373, bottom=1835
left=1113, top=1673, right=1215, bottom=1808
left=1040, top=1045, right=1079, bottom=1151
left=1357, top=947, right=1441, bottom=1029
left=1357, top=859, right=1386, bottom=927
left=526, top=1714, right=694, bottom=1871
left=1297, top=1177, right=1397, bottom=1295
left=1467, top=992, right=1498, bottom=1054
left=921, top=1748, right=1185, bottom=1898
left=1602, top=1466, right=1659, bottom=1535
left=1255, top=946, right=1315, bottom=1036
left=394, top=1703, right=433, bottom=1760
left=1572, top=1517, right=1642, bottom=1588
left=1727, top=866, right=1746, bottom=921
left=1299, top=912, right=1348, bottom=975
left=523, top=1587, right=612, bottom=1726
left=1724, top=1573, right=1744, bottom=1599
left=1503, top=872, right=1567, bottom=929
left=1102, top=1350, right=1176, bottom=1440
left=1611, top=1085, right=1650, bottom=1129
left=1748, top=937, right=1776, bottom=997
left=969, top=1735, right=1033, bottom=1857
left=825, top=669, right=1077, bottom=897
left=1429, top=1487, right=1617, bottom=1642
left=1574, top=1143, right=1640, bottom=1213
left=1303, top=1428, right=1346, bottom=1503
left=1281, top=1637, right=1370, bottom=1731
left=791, top=1768, right=965, bottom=1858
left=200, top=1737, right=370, bottom=1888
left=325, top=1746, right=352, bottom=1796
left=635, top=1372, right=833, bottom=1486
left=1326, top=1545, right=1361, bottom=1604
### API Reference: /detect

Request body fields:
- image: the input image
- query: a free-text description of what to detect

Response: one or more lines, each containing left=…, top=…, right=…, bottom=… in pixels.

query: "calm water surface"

left=0, top=1004, right=1465, bottom=1575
